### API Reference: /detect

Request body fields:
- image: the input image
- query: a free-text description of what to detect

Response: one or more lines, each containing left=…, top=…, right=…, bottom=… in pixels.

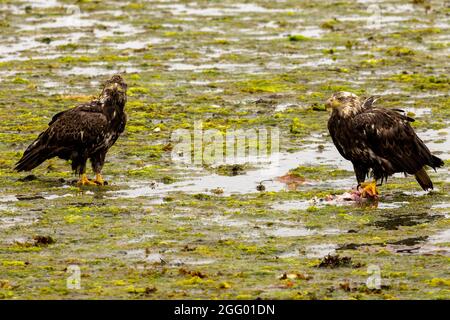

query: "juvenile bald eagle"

left=15, top=75, right=127, bottom=185
left=326, top=91, right=443, bottom=196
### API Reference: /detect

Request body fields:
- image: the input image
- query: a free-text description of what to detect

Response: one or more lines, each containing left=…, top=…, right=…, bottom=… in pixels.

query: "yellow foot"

left=77, top=174, right=97, bottom=186
left=359, top=181, right=379, bottom=199
left=93, top=173, right=105, bottom=186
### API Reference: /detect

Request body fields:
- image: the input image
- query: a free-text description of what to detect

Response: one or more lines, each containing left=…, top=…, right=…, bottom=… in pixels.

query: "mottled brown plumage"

left=15, top=74, right=127, bottom=185
left=326, top=91, right=443, bottom=191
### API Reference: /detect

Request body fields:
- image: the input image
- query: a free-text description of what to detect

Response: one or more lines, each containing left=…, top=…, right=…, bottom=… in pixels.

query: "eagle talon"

left=77, top=174, right=97, bottom=186
left=359, top=181, right=379, bottom=199
left=93, top=173, right=105, bottom=186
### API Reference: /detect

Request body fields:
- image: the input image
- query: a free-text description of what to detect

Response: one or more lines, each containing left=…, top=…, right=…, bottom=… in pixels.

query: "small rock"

left=317, top=254, right=353, bottom=268
left=211, top=187, right=224, bottom=195
left=33, top=235, right=55, bottom=246
left=256, top=183, right=265, bottom=191
left=16, top=195, right=45, bottom=201
left=144, top=286, right=157, bottom=294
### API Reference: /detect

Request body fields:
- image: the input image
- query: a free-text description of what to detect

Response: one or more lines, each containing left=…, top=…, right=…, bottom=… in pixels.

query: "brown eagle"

left=326, top=91, right=444, bottom=196
left=15, top=74, right=127, bottom=186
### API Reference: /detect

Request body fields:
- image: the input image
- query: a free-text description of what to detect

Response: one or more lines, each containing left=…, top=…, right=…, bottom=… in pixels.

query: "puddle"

left=416, top=245, right=449, bottom=256
left=400, top=107, right=432, bottom=117
left=0, top=215, right=38, bottom=229
left=170, top=258, right=216, bottom=266
left=43, top=193, right=73, bottom=200
left=59, top=65, right=141, bottom=77
left=272, top=200, right=313, bottom=211
left=272, top=197, right=405, bottom=211
left=338, top=231, right=449, bottom=256
left=124, top=249, right=164, bottom=263
left=19, top=14, right=100, bottom=31
left=371, top=212, right=443, bottom=230
left=121, top=234, right=157, bottom=244
left=158, top=3, right=294, bottom=17
left=265, top=226, right=341, bottom=238
left=402, top=190, right=432, bottom=197
left=0, top=195, right=18, bottom=203
left=417, top=128, right=450, bottom=160
left=145, top=253, right=164, bottom=263
left=115, top=38, right=167, bottom=50
left=123, top=248, right=216, bottom=266
left=21, top=0, right=60, bottom=9
left=432, top=203, right=450, bottom=209
left=111, top=140, right=354, bottom=199
left=0, top=193, right=74, bottom=202
left=429, top=229, right=450, bottom=244
left=168, top=62, right=259, bottom=72
left=298, top=57, right=335, bottom=67
left=0, top=204, right=14, bottom=211
left=206, top=215, right=250, bottom=228
left=377, top=201, right=409, bottom=209
left=0, top=3, right=144, bottom=62
left=274, top=103, right=299, bottom=112
left=386, top=230, right=450, bottom=256
left=265, top=226, right=316, bottom=238
left=339, top=13, right=410, bottom=29
left=0, top=37, right=44, bottom=62
left=290, top=27, right=324, bottom=39
left=306, top=244, right=338, bottom=258
left=276, top=250, right=299, bottom=259
left=277, top=244, right=338, bottom=259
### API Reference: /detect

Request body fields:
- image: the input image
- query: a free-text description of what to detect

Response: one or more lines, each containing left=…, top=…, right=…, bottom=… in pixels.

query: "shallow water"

left=305, top=243, right=338, bottom=258
left=0, top=0, right=448, bottom=300
left=109, top=138, right=357, bottom=198
left=0, top=215, right=38, bottom=229
left=265, top=226, right=341, bottom=238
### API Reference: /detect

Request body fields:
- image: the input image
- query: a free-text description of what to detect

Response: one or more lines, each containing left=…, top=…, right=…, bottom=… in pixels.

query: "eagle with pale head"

left=15, top=74, right=127, bottom=185
left=326, top=91, right=444, bottom=196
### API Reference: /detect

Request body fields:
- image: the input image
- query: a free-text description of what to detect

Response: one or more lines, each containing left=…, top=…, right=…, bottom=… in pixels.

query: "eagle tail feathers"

left=430, top=155, right=444, bottom=170
left=414, top=167, right=433, bottom=191
left=14, top=145, right=48, bottom=172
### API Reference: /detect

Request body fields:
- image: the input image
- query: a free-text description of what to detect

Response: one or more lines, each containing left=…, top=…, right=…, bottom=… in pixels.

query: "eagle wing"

left=17, top=104, right=108, bottom=171
left=350, top=108, right=435, bottom=176
left=46, top=108, right=107, bottom=149
left=48, top=100, right=102, bottom=126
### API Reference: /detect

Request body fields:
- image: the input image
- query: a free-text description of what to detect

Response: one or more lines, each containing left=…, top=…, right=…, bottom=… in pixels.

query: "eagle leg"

left=77, top=174, right=97, bottom=186
left=359, top=180, right=379, bottom=199
left=90, top=153, right=106, bottom=185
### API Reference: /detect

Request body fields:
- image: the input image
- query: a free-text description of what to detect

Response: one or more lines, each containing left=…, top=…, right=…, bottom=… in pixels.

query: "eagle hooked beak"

left=325, top=97, right=341, bottom=109
left=105, top=82, right=125, bottom=95
left=112, top=83, right=125, bottom=93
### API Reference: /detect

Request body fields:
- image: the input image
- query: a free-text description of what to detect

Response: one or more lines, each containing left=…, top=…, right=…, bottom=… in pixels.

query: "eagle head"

left=325, top=91, right=362, bottom=117
left=100, top=74, right=127, bottom=108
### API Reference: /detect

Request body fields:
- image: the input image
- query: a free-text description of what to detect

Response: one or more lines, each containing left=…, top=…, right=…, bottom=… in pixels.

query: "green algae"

left=0, top=0, right=448, bottom=300
left=289, top=165, right=352, bottom=180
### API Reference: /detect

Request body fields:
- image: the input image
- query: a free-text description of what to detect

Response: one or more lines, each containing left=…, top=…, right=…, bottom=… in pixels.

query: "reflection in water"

left=306, top=244, right=338, bottom=258
left=371, top=211, right=444, bottom=230
left=110, top=141, right=354, bottom=198
left=0, top=214, right=38, bottom=229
